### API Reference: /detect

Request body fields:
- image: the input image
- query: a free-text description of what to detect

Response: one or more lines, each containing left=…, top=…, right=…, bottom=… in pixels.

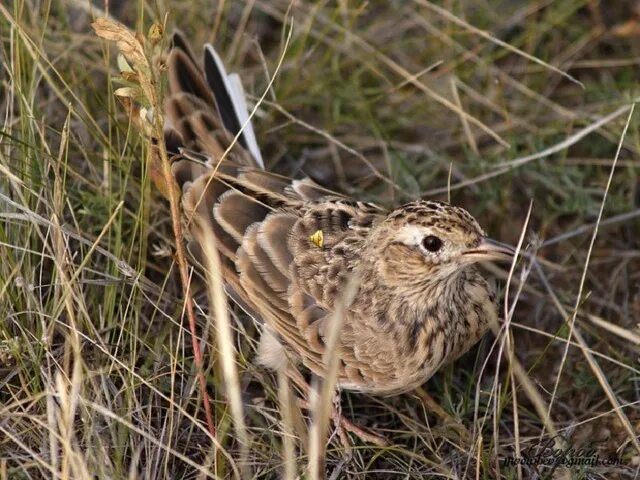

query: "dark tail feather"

left=164, top=32, right=264, bottom=169
left=170, top=31, right=197, bottom=64
left=203, top=45, right=264, bottom=168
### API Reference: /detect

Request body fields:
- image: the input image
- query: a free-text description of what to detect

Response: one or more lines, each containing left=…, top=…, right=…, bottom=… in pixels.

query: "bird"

left=161, top=32, right=514, bottom=400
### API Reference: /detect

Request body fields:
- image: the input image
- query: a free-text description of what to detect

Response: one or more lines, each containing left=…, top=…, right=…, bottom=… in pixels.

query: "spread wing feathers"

left=289, top=178, right=342, bottom=201
left=256, top=214, right=295, bottom=277
left=213, top=190, right=270, bottom=245
left=237, top=222, right=325, bottom=372
left=178, top=162, right=385, bottom=373
left=184, top=165, right=385, bottom=347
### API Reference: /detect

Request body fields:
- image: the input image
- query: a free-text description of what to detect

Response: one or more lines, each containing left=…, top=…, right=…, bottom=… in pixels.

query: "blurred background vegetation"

left=1, top=0, right=639, bottom=478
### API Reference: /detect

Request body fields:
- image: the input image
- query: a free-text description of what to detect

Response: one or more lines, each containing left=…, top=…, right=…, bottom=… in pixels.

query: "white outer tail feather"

left=204, top=44, right=265, bottom=169
left=228, top=73, right=264, bottom=168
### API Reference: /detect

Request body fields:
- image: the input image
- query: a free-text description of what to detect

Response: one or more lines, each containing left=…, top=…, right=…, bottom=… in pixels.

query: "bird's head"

left=367, top=200, right=514, bottom=287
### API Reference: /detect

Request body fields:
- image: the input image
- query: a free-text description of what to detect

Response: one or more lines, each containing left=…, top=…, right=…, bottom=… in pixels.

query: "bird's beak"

left=461, top=238, right=515, bottom=263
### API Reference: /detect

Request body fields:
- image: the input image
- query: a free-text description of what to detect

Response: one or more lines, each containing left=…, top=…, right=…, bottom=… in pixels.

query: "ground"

left=1, top=1, right=639, bottom=479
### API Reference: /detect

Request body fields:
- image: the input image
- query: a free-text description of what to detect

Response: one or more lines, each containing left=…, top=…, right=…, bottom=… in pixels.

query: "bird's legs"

left=414, top=387, right=471, bottom=441
left=286, top=367, right=387, bottom=448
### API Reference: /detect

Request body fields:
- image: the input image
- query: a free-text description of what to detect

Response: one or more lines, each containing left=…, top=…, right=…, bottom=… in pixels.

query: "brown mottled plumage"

left=163, top=33, right=514, bottom=397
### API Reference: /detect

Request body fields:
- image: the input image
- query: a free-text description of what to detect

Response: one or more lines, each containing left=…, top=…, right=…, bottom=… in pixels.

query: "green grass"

left=1, top=0, right=639, bottom=478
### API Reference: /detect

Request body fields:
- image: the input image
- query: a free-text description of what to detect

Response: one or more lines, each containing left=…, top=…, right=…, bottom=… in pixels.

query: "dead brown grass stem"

left=92, top=17, right=217, bottom=443
left=544, top=102, right=640, bottom=454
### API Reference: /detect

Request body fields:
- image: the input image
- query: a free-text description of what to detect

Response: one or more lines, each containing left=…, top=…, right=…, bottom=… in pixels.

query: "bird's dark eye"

left=422, top=235, right=443, bottom=252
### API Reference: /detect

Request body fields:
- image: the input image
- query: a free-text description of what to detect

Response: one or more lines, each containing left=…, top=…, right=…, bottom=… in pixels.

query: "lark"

left=161, top=32, right=514, bottom=432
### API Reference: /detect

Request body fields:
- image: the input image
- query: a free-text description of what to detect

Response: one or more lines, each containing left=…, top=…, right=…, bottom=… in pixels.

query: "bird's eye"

left=422, top=235, right=443, bottom=252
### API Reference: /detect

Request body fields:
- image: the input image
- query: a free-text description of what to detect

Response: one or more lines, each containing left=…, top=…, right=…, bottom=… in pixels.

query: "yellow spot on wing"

left=309, top=230, right=324, bottom=248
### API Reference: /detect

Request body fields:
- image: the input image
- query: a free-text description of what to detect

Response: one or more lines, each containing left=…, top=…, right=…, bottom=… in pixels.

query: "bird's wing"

left=180, top=165, right=384, bottom=373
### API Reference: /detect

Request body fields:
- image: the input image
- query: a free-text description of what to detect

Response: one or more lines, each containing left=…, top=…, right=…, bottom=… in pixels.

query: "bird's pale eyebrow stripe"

left=394, top=224, right=428, bottom=246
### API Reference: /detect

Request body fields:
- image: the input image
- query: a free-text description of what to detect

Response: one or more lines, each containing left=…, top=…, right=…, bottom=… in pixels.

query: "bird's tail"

left=163, top=31, right=263, bottom=170
left=161, top=33, right=296, bottom=296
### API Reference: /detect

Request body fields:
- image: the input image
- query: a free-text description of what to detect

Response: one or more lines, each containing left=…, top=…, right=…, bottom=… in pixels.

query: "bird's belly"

left=334, top=332, right=445, bottom=395
left=335, top=314, right=490, bottom=395
left=337, top=364, right=437, bottom=396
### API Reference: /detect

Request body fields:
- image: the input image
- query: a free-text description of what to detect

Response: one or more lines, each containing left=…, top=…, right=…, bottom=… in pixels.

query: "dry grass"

left=1, top=1, right=640, bottom=479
